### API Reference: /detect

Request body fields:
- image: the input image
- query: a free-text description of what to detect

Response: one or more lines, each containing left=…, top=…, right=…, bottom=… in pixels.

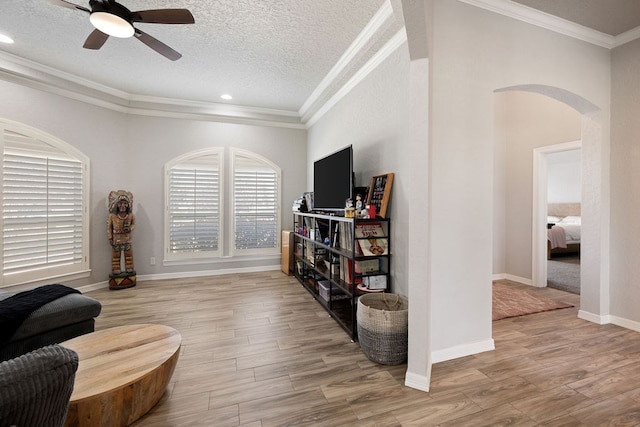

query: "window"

left=1, top=120, right=90, bottom=286
left=164, top=148, right=281, bottom=261
left=232, top=149, right=280, bottom=255
left=165, top=149, right=223, bottom=260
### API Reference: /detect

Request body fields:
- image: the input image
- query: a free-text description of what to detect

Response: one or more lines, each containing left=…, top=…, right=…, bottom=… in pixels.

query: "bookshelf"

left=292, top=211, right=391, bottom=340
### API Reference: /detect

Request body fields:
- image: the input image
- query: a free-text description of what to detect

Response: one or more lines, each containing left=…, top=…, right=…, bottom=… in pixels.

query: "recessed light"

left=0, top=33, right=14, bottom=44
left=221, top=94, right=233, bottom=100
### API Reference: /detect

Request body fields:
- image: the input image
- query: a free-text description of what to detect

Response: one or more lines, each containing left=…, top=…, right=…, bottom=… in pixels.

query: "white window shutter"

left=233, top=153, right=278, bottom=251
left=168, top=154, right=221, bottom=256
left=2, top=127, right=87, bottom=285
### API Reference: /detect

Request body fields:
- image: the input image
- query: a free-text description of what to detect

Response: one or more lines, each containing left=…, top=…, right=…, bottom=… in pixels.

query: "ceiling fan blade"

left=132, top=9, right=195, bottom=24
left=83, top=29, right=109, bottom=49
left=46, top=0, right=90, bottom=13
left=134, top=29, right=182, bottom=61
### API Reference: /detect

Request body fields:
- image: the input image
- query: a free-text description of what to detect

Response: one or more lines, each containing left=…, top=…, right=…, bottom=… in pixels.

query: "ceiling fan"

left=48, top=0, right=195, bottom=61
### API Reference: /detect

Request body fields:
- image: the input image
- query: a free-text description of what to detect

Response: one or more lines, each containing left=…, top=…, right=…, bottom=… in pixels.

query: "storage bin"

left=319, top=280, right=349, bottom=302
left=318, top=280, right=331, bottom=301
left=357, top=293, right=408, bottom=365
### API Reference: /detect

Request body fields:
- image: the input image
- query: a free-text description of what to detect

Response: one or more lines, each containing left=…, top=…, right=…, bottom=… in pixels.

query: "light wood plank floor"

left=84, top=273, right=640, bottom=426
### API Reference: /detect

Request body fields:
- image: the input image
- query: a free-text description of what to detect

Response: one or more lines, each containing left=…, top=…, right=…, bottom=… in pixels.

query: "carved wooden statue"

left=107, top=190, right=136, bottom=289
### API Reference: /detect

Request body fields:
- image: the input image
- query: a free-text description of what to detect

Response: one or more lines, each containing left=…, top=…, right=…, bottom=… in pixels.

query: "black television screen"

left=313, top=146, right=353, bottom=212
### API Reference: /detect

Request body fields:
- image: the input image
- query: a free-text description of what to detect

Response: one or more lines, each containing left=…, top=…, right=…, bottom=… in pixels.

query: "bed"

left=547, top=203, right=581, bottom=259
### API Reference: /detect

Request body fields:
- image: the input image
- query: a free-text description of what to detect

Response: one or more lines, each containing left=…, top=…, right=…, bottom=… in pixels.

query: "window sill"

left=2, top=269, right=91, bottom=290
left=163, top=254, right=279, bottom=267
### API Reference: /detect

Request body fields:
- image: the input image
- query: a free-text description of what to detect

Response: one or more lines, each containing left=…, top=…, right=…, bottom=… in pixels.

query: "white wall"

left=426, top=0, right=610, bottom=359
left=0, top=80, right=129, bottom=287
left=548, top=150, right=581, bottom=203
left=610, top=38, right=640, bottom=324
left=125, top=115, right=307, bottom=276
left=308, top=0, right=613, bottom=391
left=0, top=80, right=307, bottom=286
left=307, top=45, right=412, bottom=299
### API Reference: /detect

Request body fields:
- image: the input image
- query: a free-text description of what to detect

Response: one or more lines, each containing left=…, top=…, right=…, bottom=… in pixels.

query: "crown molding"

left=299, top=0, right=395, bottom=119
left=304, top=29, right=407, bottom=128
left=3, top=0, right=639, bottom=133
left=612, top=26, right=640, bottom=49
left=0, top=1, right=401, bottom=130
left=458, top=0, right=640, bottom=49
left=0, top=51, right=304, bottom=129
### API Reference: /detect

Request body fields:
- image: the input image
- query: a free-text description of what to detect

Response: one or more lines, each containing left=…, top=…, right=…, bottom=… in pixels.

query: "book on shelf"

left=305, top=241, right=315, bottom=262
left=354, top=222, right=388, bottom=256
left=337, top=222, right=354, bottom=252
left=331, top=222, right=339, bottom=248
left=339, top=256, right=361, bottom=285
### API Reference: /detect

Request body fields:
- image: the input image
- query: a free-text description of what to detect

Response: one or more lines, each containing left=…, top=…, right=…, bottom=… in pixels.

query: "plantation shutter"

left=233, top=153, right=278, bottom=250
left=168, top=154, right=221, bottom=256
left=3, top=135, right=84, bottom=277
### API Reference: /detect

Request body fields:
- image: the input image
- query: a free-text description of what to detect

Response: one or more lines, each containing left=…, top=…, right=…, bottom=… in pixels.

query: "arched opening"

left=494, top=84, right=604, bottom=320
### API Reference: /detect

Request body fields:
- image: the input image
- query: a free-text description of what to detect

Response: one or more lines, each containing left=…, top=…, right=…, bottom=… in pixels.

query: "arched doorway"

left=494, top=84, right=606, bottom=321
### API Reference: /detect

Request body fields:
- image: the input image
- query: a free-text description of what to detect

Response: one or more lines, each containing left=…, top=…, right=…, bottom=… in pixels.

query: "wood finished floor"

left=85, top=274, right=640, bottom=426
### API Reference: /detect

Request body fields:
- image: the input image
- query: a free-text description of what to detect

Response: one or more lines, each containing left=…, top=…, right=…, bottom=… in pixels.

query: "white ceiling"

left=1, top=0, right=640, bottom=123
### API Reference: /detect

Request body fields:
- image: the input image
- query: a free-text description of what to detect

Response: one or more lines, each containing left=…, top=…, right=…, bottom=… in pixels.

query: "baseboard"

left=137, top=265, right=281, bottom=282
left=492, top=273, right=533, bottom=286
left=577, top=309, right=607, bottom=324
left=77, top=281, right=109, bottom=293
left=77, top=265, right=282, bottom=293
left=404, top=370, right=430, bottom=392
left=577, top=310, right=640, bottom=335
left=610, top=315, right=640, bottom=333
left=431, top=338, right=495, bottom=364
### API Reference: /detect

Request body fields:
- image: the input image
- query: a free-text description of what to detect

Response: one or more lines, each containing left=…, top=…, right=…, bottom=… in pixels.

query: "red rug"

left=493, top=282, right=574, bottom=321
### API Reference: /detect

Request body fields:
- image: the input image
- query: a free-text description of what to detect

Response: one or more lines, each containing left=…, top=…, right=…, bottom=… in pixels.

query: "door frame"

left=532, top=140, right=582, bottom=288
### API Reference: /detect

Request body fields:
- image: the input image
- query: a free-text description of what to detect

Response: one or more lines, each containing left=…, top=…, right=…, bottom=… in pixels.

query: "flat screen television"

left=313, top=145, right=353, bottom=213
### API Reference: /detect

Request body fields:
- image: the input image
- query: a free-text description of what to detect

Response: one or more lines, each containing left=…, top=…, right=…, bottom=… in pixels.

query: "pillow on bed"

left=547, top=215, right=562, bottom=223
left=558, top=215, right=581, bottom=225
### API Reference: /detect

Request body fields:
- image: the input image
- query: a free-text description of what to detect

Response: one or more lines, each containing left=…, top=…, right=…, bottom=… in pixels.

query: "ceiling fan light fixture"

left=90, top=12, right=134, bottom=38
left=0, top=33, right=14, bottom=44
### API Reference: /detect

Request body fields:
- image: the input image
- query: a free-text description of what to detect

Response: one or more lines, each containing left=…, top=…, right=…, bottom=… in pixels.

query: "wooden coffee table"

left=61, top=324, right=181, bottom=427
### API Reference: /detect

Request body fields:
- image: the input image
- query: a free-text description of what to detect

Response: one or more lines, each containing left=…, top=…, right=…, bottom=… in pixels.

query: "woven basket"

left=357, top=293, right=408, bottom=365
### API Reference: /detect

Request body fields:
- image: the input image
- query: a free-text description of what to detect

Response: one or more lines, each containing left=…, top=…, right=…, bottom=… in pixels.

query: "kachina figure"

left=107, top=190, right=136, bottom=275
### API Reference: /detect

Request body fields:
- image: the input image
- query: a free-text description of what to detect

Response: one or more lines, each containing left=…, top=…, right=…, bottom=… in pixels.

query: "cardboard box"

left=281, top=230, right=294, bottom=275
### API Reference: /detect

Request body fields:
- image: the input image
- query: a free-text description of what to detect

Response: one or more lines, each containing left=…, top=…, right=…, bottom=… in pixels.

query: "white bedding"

left=559, top=224, right=580, bottom=242
left=547, top=216, right=581, bottom=249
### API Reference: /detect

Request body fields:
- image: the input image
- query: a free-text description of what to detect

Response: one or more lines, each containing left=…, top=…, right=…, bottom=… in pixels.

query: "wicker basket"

left=357, top=293, right=408, bottom=365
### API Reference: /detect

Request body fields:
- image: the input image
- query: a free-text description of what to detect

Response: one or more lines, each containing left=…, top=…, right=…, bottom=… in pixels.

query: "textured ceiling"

left=1, top=1, right=639, bottom=117
left=0, top=0, right=387, bottom=112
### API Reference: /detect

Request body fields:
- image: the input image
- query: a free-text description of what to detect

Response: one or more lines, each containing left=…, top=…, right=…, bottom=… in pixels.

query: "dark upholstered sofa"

left=0, top=288, right=102, bottom=362
left=0, top=344, right=79, bottom=427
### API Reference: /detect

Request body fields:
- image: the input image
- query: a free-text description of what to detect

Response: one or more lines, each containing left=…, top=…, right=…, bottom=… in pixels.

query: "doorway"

left=532, top=141, right=581, bottom=290
left=545, top=147, right=581, bottom=294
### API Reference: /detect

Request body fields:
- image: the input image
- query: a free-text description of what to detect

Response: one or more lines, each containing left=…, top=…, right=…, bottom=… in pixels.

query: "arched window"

left=165, top=149, right=223, bottom=260
left=164, top=147, right=281, bottom=262
left=231, top=148, right=281, bottom=255
left=1, top=119, right=90, bottom=286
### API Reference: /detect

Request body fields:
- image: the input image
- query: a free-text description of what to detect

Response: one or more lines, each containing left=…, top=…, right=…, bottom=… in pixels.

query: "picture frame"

left=366, top=173, right=394, bottom=218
